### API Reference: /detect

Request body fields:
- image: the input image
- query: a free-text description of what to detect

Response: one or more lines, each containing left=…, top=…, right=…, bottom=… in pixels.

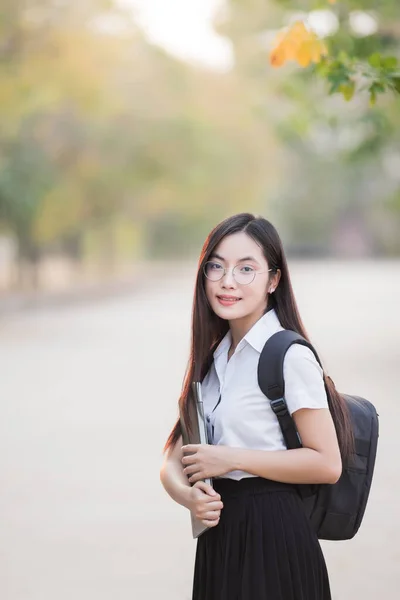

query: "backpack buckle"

left=270, top=398, right=288, bottom=417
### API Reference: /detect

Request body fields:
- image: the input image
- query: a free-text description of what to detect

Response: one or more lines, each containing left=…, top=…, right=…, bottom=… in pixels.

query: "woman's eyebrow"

left=210, top=253, right=260, bottom=263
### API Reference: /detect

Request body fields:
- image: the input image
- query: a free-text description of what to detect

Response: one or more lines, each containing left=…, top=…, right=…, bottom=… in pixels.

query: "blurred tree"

left=219, top=0, right=400, bottom=255
left=2, top=0, right=399, bottom=289
left=0, top=0, right=282, bottom=278
left=0, top=0, right=127, bottom=283
left=269, top=1, right=400, bottom=104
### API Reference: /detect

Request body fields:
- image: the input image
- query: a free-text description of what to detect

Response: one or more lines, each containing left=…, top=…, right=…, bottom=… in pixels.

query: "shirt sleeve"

left=283, top=344, right=328, bottom=416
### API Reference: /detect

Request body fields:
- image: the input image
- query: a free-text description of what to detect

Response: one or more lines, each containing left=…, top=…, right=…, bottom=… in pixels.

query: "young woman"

left=160, top=213, right=352, bottom=600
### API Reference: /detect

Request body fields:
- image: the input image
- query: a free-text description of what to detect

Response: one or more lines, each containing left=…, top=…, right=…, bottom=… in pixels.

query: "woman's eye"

left=241, top=265, right=255, bottom=273
left=210, top=263, right=223, bottom=270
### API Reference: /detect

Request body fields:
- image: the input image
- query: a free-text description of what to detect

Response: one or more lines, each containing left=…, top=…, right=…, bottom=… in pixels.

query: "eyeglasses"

left=203, top=261, right=273, bottom=285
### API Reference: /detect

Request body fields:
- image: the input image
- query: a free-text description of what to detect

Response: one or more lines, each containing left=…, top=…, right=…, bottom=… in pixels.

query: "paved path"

left=0, top=260, right=399, bottom=599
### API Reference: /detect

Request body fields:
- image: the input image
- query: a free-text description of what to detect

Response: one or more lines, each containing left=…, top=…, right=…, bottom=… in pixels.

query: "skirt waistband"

left=212, top=476, right=297, bottom=497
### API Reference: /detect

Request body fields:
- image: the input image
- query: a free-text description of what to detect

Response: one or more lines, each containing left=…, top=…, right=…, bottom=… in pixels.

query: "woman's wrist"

left=160, top=461, right=193, bottom=509
left=179, top=482, right=193, bottom=510
left=227, top=446, right=242, bottom=472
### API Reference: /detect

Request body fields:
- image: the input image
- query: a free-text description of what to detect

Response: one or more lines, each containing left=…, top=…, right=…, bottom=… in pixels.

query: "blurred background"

left=0, top=1, right=399, bottom=599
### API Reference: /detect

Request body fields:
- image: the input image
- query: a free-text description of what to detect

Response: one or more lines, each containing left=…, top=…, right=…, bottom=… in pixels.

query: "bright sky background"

left=118, top=0, right=234, bottom=71
left=115, top=2, right=376, bottom=72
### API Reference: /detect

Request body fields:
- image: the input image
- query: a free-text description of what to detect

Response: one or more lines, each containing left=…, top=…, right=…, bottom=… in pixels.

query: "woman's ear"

left=269, top=269, right=281, bottom=294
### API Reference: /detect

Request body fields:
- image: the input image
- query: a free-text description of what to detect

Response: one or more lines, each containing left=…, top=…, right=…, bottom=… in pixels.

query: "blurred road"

left=0, top=260, right=399, bottom=600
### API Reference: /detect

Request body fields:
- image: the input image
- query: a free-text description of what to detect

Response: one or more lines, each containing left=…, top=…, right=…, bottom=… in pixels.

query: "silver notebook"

left=180, top=381, right=214, bottom=538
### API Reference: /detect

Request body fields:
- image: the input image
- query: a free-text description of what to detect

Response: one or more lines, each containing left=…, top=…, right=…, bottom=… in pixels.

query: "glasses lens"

left=204, top=261, right=224, bottom=281
left=233, top=266, right=255, bottom=285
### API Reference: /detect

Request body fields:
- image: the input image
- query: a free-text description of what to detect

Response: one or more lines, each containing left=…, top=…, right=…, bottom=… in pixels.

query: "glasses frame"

left=203, top=261, right=274, bottom=285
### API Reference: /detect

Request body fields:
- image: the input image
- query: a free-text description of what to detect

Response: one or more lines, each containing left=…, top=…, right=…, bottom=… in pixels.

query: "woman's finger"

left=201, top=517, right=220, bottom=528
left=198, top=510, right=220, bottom=521
left=183, top=464, right=199, bottom=475
left=193, top=481, right=220, bottom=498
left=204, top=501, right=223, bottom=510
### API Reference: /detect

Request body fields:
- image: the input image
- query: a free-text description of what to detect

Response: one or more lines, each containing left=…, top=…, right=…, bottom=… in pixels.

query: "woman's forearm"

left=160, top=457, right=192, bottom=509
left=230, top=446, right=341, bottom=485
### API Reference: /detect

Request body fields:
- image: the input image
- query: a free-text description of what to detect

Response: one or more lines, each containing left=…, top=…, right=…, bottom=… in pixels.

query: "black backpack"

left=257, top=330, right=379, bottom=541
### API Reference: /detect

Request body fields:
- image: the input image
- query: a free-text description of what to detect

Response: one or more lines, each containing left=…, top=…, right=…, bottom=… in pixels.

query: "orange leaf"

left=269, top=21, right=328, bottom=68
left=296, top=42, right=313, bottom=68
left=270, top=44, right=287, bottom=67
left=288, top=21, right=309, bottom=40
left=298, top=39, right=328, bottom=66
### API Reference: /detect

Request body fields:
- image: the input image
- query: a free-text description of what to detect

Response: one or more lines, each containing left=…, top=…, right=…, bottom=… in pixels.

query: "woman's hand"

left=182, top=444, right=236, bottom=483
left=188, top=481, right=224, bottom=528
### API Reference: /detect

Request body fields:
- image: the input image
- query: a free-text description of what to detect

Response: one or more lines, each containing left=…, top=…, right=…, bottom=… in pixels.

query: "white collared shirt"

left=201, top=308, right=328, bottom=480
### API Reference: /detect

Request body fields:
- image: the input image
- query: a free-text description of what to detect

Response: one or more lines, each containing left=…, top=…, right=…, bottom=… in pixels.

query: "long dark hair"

left=162, top=213, right=353, bottom=460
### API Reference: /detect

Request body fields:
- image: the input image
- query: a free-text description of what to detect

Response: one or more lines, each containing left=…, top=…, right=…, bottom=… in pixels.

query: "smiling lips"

left=217, top=295, right=242, bottom=305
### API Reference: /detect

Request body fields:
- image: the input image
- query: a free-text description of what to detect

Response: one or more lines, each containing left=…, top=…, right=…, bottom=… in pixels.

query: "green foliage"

left=314, top=52, right=400, bottom=105
left=221, top=0, right=400, bottom=255
left=1, top=0, right=400, bottom=276
left=0, top=0, right=280, bottom=270
left=258, top=1, right=400, bottom=105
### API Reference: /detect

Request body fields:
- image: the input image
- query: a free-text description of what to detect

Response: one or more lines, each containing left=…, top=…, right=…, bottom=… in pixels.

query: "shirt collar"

left=213, top=308, right=282, bottom=359
left=243, top=308, right=282, bottom=353
left=213, top=329, right=232, bottom=359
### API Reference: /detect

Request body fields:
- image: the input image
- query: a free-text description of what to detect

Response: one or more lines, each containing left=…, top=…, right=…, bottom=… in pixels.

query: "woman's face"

left=204, top=231, right=277, bottom=323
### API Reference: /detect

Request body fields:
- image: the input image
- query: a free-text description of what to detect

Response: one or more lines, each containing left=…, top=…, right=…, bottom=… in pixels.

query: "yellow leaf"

left=296, top=42, right=314, bottom=68
left=339, top=82, right=355, bottom=101
left=298, top=39, right=328, bottom=67
left=288, top=21, right=309, bottom=40
left=270, top=45, right=287, bottom=67
left=269, top=21, right=328, bottom=69
left=283, top=37, right=302, bottom=61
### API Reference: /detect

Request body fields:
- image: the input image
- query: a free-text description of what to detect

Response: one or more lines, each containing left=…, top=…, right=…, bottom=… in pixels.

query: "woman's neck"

left=228, top=303, right=273, bottom=353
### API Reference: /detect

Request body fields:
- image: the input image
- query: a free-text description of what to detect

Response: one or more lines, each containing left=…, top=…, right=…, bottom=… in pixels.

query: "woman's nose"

left=221, top=268, right=236, bottom=287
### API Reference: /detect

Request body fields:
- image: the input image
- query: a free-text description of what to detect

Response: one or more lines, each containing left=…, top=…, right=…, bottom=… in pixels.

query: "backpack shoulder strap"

left=257, top=330, right=323, bottom=450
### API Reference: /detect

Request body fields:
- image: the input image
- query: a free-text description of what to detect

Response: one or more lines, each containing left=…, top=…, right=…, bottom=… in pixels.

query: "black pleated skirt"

left=192, top=477, right=331, bottom=600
